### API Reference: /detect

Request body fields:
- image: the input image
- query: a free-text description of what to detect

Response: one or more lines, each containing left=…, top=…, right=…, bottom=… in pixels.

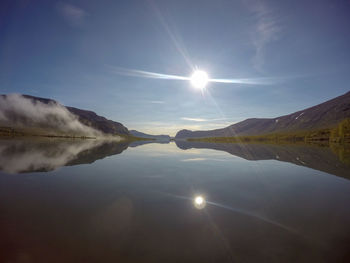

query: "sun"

left=190, top=70, right=209, bottom=90
left=195, top=196, right=203, bottom=205
left=193, top=195, right=206, bottom=209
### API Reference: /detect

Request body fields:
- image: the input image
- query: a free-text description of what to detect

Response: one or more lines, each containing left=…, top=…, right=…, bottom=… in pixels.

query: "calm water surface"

left=0, top=139, right=350, bottom=263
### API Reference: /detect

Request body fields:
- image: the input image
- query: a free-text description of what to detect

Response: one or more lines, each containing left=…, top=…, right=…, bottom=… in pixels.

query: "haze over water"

left=1, top=139, right=349, bottom=263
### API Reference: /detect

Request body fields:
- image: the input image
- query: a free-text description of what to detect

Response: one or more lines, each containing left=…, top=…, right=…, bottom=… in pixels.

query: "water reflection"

left=0, top=138, right=349, bottom=178
left=1, top=140, right=350, bottom=262
left=175, top=140, right=350, bottom=179
left=176, top=192, right=297, bottom=234
left=0, top=138, right=129, bottom=173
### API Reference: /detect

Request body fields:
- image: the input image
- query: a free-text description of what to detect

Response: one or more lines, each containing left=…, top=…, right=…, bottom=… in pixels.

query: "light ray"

left=111, top=67, right=278, bottom=86
left=148, top=0, right=194, bottom=70
left=209, top=77, right=275, bottom=85
left=111, top=67, right=189, bottom=81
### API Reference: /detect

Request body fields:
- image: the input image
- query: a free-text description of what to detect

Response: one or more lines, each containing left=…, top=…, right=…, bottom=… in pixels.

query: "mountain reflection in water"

left=0, top=139, right=349, bottom=178
left=0, top=139, right=129, bottom=173
left=175, top=141, right=350, bottom=179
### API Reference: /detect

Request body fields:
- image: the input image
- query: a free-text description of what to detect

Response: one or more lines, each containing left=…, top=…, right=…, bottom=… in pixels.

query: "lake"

left=1, top=139, right=350, bottom=263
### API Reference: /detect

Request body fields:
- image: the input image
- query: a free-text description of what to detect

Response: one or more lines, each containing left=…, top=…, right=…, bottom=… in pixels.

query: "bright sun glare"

left=190, top=70, right=209, bottom=90
left=195, top=196, right=204, bottom=205
left=194, top=195, right=206, bottom=209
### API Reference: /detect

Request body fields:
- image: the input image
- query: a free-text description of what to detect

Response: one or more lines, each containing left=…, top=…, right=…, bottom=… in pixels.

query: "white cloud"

left=181, top=117, right=229, bottom=122
left=57, top=2, right=88, bottom=27
left=249, top=1, right=281, bottom=71
left=148, top=100, right=165, bottom=104
left=181, top=117, right=207, bottom=122
left=181, top=158, right=207, bottom=162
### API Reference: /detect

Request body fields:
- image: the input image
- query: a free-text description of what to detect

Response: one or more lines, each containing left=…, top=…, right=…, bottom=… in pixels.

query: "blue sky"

left=1, top=0, right=350, bottom=135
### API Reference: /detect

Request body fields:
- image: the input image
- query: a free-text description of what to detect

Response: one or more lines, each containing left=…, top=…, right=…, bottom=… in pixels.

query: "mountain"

left=0, top=94, right=130, bottom=136
left=66, top=106, right=129, bottom=135
left=175, top=91, right=350, bottom=139
left=130, top=130, right=170, bottom=141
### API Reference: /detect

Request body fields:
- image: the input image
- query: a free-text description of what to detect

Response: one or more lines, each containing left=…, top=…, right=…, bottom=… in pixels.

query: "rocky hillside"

left=175, top=91, right=350, bottom=139
left=67, top=106, right=129, bottom=135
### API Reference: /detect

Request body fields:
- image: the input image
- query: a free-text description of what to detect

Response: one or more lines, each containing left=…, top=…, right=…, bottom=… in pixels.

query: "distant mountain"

left=175, top=91, right=350, bottom=139
left=0, top=94, right=130, bottom=136
left=130, top=130, right=170, bottom=141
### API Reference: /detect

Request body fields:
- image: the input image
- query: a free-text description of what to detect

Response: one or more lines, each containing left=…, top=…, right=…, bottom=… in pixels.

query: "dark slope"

left=175, top=91, right=350, bottom=139
left=67, top=106, right=129, bottom=135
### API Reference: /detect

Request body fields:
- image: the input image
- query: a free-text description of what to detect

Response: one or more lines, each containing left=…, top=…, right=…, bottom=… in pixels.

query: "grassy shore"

left=0, top=127, right=97, bottom=139
left=0, top=127, right=152, bottom=141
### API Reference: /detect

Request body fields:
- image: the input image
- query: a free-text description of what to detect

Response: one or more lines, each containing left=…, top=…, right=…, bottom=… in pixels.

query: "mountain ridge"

left=175, top=91, right=350, bottom=139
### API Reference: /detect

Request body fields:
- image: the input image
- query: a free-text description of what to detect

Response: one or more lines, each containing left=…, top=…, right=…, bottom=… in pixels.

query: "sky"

left=1, top=0, right=350, bottom=136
